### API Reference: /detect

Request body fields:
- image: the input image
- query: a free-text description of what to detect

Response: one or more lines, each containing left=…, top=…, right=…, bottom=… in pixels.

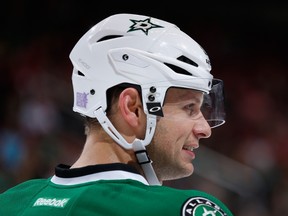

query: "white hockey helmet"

left=69, top=13, right=225, bottom=184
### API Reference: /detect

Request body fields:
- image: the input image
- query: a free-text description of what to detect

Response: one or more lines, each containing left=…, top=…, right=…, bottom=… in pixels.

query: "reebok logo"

left=33, top=197, right=69, bottom=208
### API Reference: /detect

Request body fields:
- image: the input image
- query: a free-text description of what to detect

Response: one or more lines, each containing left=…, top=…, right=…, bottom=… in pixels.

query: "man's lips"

left=182, top=146, right=196, bottom=159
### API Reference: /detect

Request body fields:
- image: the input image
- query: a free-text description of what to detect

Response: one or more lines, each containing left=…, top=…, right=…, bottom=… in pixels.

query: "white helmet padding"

left=69, top=13, right=225, bottom=185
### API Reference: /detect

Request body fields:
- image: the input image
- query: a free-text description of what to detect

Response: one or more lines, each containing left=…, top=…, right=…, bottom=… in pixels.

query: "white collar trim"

left=50, top=170, right=149, bottom=186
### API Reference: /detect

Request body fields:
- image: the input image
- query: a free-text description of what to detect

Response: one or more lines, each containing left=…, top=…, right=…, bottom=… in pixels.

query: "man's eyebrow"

left=178, top=90, right=203, bottom=101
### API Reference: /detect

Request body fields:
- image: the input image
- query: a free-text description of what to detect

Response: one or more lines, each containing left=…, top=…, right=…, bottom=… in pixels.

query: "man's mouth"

left=183, top=146, right=194, bottom=152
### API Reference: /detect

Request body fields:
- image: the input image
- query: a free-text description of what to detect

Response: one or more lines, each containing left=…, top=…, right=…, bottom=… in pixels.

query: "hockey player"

left=0, top=13, right=233, bottom=216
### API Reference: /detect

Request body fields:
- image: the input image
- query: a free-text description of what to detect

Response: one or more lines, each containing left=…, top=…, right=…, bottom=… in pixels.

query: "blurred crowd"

left=0, top=34, right=85, bottom=190
left=1, top=3, right=288, bottom=215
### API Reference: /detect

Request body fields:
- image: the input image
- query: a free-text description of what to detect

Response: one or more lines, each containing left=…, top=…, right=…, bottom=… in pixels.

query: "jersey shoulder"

left=150, top=185, right=234, bottom=216
left=0, top=178, right=49, bottom=215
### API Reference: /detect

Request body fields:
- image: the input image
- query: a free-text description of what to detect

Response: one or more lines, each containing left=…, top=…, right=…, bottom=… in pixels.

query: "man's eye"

left=184, top=103, right=202, bottom=117
left=184, top=104, right=195, bottom=115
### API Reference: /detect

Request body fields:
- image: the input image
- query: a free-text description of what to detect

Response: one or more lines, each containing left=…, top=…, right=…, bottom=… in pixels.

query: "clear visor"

left=201, top=79, right=226, bottom=128
left=160, top=79, right=225, bottom=128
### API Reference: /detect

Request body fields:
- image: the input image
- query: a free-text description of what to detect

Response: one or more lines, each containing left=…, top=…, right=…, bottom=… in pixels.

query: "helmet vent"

left=164, top=63, right=192, bottom=76
left=177, top=55, right=198, bottom=67
left=77, top=71, right=85, bottom=76
left=97, top=35, right=123, bottom=42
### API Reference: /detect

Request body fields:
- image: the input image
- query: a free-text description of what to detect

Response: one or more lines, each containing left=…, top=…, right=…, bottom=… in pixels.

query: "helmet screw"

left=149, top=86, right=156, bottom=93
left=148, top=95, right=155, bottom=101
left=122, top=54, right=129, bottom=61
left=90, top=89, right=95, bottom=95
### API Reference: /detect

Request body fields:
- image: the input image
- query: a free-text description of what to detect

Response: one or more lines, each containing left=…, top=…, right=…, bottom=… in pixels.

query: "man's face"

left=146, top=87, right=211, bottom=181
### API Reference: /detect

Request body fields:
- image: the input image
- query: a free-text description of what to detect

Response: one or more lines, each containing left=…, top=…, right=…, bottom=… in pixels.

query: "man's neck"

left=71, top=133, right=139, bottom=172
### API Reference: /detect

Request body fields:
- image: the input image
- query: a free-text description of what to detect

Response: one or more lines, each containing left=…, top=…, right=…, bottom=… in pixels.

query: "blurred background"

left=1, top=1, right=287, bottom=215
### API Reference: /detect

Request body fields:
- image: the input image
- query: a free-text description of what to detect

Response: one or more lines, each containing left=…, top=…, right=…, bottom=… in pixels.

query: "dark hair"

left=84, top=83, right=142, bottom=134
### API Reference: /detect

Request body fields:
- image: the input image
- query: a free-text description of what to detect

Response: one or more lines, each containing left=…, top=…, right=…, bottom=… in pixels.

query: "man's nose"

left=193, top=116, right=212, bottom=139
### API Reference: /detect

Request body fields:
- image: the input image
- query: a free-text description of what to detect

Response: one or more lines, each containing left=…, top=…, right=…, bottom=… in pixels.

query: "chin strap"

left=133, top=140, right=161, bottom=185
left=94, top=106, right=161, bottom=185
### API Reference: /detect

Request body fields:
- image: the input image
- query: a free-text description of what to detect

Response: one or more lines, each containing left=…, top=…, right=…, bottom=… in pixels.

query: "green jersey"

left=0, top=163, right=233, bottom=216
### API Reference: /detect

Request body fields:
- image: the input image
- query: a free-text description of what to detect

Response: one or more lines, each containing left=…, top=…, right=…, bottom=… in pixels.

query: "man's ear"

left=118, top=88, right=145, bottom=128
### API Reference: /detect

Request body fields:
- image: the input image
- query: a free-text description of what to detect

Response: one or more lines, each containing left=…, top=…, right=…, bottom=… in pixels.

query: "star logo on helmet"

left=128, top=17, right=164, bottom=35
